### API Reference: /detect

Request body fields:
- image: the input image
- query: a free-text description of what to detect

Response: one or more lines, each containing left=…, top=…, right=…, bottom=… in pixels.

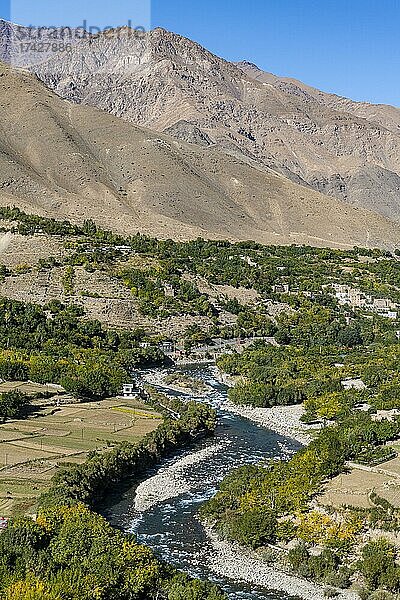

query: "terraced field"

left=319, top=452, right=400, bottom=510
left=0, top=396, right=162, bottom=516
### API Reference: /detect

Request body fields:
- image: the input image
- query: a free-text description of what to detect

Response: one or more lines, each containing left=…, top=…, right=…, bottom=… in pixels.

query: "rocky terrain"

left=8, top=24, right=399, bottom=223
left=0, top=61, right=398, bottom=249
left=205, top=527, right=359, bottom=600
left=0, top=19, right=84, bottom=66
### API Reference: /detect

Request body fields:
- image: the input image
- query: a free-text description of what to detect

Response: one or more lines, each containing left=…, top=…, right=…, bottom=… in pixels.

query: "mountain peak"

left=2, top=20, right=399, bottom=228
left=236, top=60, right=262, bottom=71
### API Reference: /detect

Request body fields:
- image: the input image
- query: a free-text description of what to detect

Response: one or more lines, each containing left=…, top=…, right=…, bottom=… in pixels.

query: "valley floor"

left=0, top=389, right=161, bottom=516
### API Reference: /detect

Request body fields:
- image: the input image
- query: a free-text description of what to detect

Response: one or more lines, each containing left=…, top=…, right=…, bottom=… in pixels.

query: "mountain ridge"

left=236, top=60, right=400, bottom=134
left=15, top=24, right=400, bottom=223
left=0, top=61, right=398, bottom=249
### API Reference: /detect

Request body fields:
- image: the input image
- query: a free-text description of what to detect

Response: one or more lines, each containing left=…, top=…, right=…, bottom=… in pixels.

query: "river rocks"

left=134, top=440, right=231, bottom=511
left=142, top=369, right=212, bottom=396
left=222, top=401, right=319, bottom=445
left=140, top=370, right=170, bottom=388
left=205, top=527, right=359, bottom=600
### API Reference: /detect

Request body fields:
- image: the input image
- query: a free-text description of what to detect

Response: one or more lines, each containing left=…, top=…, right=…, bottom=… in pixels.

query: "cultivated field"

left=0, top=381, right=64, bottom=395
left=0, top=230, right=66, bottom=268
left=0, top=394, right=162, bottom=517
left=319, top=452, right=400, bottom=510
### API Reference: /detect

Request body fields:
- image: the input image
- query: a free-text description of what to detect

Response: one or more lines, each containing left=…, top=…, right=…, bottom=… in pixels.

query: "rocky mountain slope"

left=0, top=61, right=398, bottom=249
left=0, top=19, right=84, bottom=66
left=17, top=25, right=400, bottom=223
left=238, top=61, right=400, bottom=136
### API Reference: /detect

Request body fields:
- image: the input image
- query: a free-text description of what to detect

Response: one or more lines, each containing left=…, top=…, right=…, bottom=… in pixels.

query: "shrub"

left=359, top=539, right=400, bottom=592
left=0, top=389, right=31, bottom=421
left=228, top=508, right=277, bottom=549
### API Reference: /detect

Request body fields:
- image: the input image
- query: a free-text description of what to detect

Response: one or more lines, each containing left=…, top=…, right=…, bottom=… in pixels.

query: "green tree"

left=0, top=390, right=31, bottom=421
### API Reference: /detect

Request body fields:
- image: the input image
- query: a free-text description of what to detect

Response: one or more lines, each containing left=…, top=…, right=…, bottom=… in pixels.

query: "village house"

left=328, top=284, right=398, bottom=318
left=121, top=383, right=139, bottom=399
left=341, top=377, right=366, bottom=391
left=160, top=341, right=174, bottom=353
left=164, top=284, right=175, bottom=297
left=273, top=284, right=290, bottom=294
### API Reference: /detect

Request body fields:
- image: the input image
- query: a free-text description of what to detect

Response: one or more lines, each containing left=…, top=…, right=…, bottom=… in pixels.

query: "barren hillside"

left=18, top=26, right=400, bottom=222
left=0, top=62, right=398, bottom=249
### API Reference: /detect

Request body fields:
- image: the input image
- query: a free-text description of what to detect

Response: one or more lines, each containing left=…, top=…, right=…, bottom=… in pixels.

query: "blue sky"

left=1, top=0, right=398, bottom=106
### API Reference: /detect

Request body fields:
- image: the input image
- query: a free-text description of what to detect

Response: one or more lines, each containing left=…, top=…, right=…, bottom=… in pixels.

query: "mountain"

left=0, top=61, right=398, bottom=249
left=0, top=19, right=85, bottom=66
left=20, top=26, right=400, bottom=223
left=238, top=61, right=400, bottom=135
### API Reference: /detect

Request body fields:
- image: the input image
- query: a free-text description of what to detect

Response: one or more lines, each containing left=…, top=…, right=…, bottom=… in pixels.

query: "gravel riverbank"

left=134, top=440, right=231, bottom=511
left=210, top=366, right=319, bottom=445
left=141, top=369, right=211, bottom=396
left=222, top=401, right=317, bottom=445
left=205, top=527, right=359, bottom=600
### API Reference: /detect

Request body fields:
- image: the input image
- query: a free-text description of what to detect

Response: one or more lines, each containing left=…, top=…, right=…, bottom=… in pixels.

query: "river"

left=106, top=364, right=304, bottom=600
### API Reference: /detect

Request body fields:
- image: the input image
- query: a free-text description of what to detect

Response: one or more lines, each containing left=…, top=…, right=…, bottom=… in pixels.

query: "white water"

left=108, top=365, right=352, bottom=600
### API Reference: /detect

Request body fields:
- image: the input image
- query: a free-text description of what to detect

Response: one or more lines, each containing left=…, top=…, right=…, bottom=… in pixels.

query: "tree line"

left=0, top=298, right=165, bottom=403
left=0, top=390, right=225, bottom=600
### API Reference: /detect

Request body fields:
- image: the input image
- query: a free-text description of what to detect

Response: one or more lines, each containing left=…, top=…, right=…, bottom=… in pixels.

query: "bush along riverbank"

left=0, top=392, right=227, bottom=600
left=40, top=387, right=217, bottom=508
left=200, top=411, right=400, bottom=599
left=0, top=503, right=227, bottom=600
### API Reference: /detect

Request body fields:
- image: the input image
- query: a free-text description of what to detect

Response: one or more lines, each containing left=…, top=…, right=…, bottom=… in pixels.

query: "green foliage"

left=0, top=298, right=164, bottom=400
left=218, top=344, right=342, bottom=410
left=0, top=390, right=31, bottom=421
left=165, top=573, right=226, bottom=600
left=61, top=266, right=75, bottom=295
left=0, top=504, right=223, bottom=600
left=288, top=544, right=351, bottom=589
left=218, top=338, right=400, bottom=420
left=358, top=539, right=400, bottom=592
left=368, top=494, right=400, bottom=532
left=226, top=507, right=277, bottom=549
left=356, top=445, right=397, bottom=466
left=228, top=379, right=304, bottom=408
left=0, top=504, right=227, bottom=599
left=59, top=358, right=126, bottom=400
left=118, top=266, right=214, bottom=318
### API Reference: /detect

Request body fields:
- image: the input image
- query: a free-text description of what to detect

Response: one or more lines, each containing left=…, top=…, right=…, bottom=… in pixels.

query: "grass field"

left=0, top=396, right=162, bottom=517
